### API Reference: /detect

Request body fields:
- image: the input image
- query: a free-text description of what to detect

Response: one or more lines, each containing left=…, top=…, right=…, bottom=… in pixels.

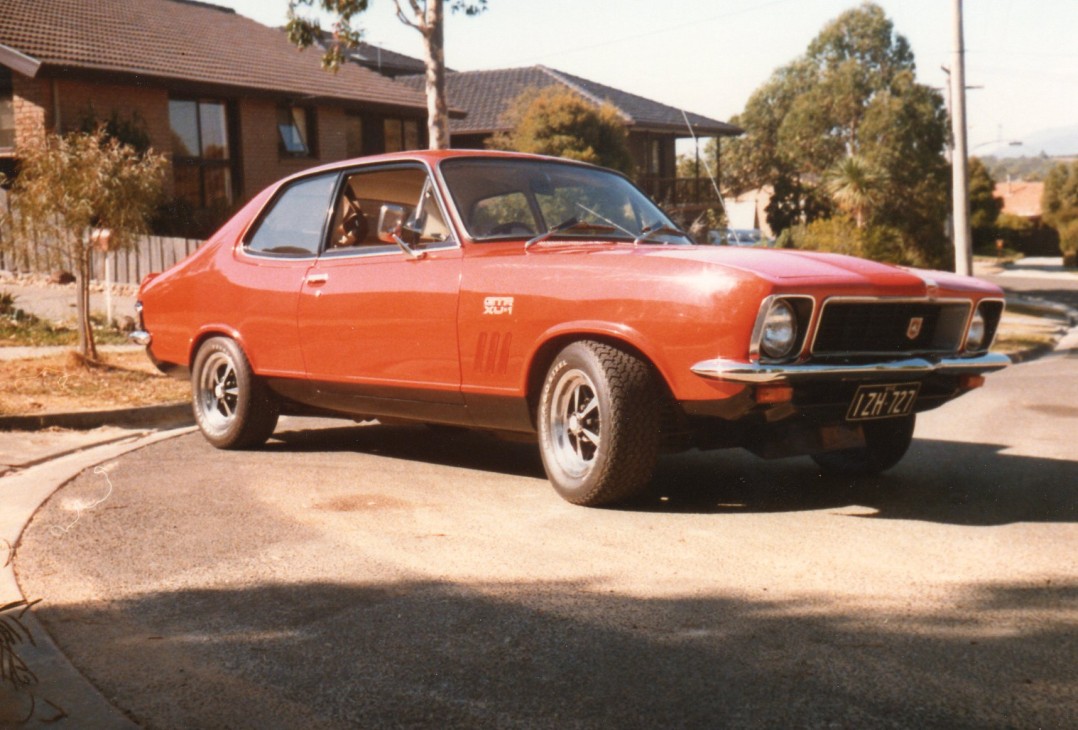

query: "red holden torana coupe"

left=133, top=150, right=1009, bottom=506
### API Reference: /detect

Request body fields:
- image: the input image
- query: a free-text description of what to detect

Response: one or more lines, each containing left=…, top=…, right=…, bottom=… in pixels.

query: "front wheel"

left=191, top=336, right=279, bottom=449
left=537, top=341, right=662, bottom=506
left=811, top=414, right=916, bottom=476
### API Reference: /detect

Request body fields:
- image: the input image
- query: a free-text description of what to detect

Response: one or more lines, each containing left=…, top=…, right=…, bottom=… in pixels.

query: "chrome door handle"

left=306, top=273, right=329, bottom=285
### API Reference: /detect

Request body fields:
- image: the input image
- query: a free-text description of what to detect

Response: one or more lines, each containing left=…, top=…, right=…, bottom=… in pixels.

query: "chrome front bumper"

left=691, top=352, right=1011, bottom=384
left=129, top=329, right=152, bottom=347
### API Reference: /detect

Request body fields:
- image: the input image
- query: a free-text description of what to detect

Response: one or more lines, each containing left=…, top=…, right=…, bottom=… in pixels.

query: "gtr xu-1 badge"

left=484, top=296, right=514, bottom=315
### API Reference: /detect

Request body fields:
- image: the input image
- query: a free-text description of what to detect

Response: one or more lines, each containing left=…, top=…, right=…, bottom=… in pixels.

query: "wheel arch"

left=523, top=327, right=679, bottom=427
left=187, top=325, right=247, bottom=370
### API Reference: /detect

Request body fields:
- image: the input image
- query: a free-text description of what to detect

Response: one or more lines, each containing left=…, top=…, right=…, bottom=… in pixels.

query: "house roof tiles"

left=0, top=0, right=429, bottom=111
left=994, top=180, right=1044, bottom=219
left=402, top=65, right=741, bottom=137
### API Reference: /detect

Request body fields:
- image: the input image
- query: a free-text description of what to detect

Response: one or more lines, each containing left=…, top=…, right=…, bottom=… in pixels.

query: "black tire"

left=537, top=341, right=662, bottom=506
left=811, top=414, right=916, bottom=476
left=191, top=336, right=279, bottom=449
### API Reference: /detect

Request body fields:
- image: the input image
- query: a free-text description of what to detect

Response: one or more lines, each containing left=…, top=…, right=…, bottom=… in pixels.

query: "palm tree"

left=823, top=155, right=886, bottom=228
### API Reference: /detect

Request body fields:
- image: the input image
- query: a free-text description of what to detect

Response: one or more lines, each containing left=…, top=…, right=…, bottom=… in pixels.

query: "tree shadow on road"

left=632, top=438, right=1078, bottom=525
left=259, top=421, right=1076, bottom=526
left=29, top=578, right=1078, bottom=729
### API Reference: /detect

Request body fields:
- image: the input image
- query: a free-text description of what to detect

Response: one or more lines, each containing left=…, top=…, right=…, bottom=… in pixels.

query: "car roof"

left=297, top=149, right=601, bottom=179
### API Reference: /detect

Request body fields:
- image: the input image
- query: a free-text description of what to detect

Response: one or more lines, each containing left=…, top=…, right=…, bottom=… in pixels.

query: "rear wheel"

left=811, top=414, right=916, bottom=476
left=192, top=337, right=279, bottom=449
left=538, top=341, right=661, bottom=506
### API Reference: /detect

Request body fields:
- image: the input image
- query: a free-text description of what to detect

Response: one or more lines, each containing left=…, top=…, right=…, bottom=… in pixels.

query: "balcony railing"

left=637, top=176, right=722, bottom=211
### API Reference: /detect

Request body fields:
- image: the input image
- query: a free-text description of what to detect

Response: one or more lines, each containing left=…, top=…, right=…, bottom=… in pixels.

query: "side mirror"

left=377, top=203, right=425, bottom=259
left=377, top=204, right=407, bottom=244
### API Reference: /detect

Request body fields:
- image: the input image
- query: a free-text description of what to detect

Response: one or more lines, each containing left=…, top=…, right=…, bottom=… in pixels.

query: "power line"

left=495, top=0, right=806, bottom=67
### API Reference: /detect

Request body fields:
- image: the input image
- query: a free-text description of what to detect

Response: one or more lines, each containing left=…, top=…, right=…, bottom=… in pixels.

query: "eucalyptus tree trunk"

left=421, top=0, right=450, bottom=150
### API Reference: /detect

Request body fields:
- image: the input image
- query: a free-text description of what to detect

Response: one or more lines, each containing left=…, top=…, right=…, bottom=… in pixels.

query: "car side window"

left=245, top=173, right=337, bottom=256
left=327, top=166, right=451, bottom=253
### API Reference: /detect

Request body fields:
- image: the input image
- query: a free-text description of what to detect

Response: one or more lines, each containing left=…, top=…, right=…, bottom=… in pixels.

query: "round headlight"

left=760, top=300, right=798, bottom=360
left=966, top=309, right=986, bottom=351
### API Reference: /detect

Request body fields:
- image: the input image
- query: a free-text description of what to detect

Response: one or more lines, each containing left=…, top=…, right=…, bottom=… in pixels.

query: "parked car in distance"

left=133, top=150, right=1009, bottom=507
left=707, top=227, right=771, bottom=246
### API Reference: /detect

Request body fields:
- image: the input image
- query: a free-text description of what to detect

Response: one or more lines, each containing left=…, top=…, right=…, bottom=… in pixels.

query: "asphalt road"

left=983, top=257, right=1078, bottom=313
left=15, top=335, right=1077, bottom=729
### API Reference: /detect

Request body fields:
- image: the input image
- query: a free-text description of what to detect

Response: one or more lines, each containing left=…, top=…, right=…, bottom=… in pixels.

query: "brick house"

left=993, top=180, right=1044, bottom=222
left=992, top=179, right=1061, bottom=256
left=396, top=65, right=742, bottom=212
left=0, top=0, right=439, bottom=233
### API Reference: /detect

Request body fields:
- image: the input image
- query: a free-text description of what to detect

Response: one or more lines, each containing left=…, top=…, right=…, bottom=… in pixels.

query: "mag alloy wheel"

left=538, top=341, right=662, bottom=506
left=548, top=368, right=602, bottom=480
left=191, top=337, right=279, bottom=450
left=196, top=350, right=239, bottom=432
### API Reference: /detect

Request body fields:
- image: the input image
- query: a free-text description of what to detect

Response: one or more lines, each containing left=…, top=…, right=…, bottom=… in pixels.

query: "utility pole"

left=951, top=0, right=972, bottom=276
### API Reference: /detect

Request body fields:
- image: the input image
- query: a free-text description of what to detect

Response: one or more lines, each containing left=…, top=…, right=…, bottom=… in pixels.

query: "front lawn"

left=0, top=351, right=190, bottom=416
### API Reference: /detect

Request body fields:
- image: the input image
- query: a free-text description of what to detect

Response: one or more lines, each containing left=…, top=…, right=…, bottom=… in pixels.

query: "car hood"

left=649, top=245, right=1000, bottom=294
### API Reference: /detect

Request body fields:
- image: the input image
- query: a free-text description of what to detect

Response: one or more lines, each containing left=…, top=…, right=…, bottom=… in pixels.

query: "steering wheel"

left=336, top=192, right=368, bottom=247
left=489, top=221, right=535, bottom=236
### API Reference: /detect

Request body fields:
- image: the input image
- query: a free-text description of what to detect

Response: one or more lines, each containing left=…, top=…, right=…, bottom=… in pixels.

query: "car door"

left=227, top=172, right=335, bottom=377
left=297, top=163, right=464, bottom=417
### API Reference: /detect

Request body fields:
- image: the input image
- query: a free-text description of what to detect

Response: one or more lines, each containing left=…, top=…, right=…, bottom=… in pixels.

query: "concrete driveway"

left=7, top=257, right=1076, bottom=728
left=15, top=339, right=1078, bottom=728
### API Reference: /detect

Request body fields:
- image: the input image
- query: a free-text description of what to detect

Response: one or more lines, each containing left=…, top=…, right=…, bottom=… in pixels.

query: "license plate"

left=846, top=382, right=920, bottom=421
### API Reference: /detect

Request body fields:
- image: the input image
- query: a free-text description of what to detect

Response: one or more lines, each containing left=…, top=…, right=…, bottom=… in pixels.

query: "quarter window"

left=246, top=173, right=337, bottom=256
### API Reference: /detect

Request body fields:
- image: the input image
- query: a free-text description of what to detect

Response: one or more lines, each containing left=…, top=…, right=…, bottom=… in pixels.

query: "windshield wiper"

left=524, top=217, right=619, bottom=249
left=575, top=203, right=634, bottom=237
left=633, top=222, right=693, bottom=246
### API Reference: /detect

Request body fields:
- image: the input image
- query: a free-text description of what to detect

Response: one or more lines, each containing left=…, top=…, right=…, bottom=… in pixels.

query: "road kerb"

left=1, top=427, right=195, bottom=728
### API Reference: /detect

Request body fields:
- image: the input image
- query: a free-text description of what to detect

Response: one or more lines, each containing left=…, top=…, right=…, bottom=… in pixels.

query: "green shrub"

left=783, top=216, right=912, bottom=264
left=786, top=217, right=861, bottom=257
left=1058, top=219, right=1078, bottom=254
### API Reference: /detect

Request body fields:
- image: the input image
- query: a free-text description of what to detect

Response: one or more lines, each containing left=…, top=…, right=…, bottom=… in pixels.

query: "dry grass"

left=0, top=351, right=190, bottom=417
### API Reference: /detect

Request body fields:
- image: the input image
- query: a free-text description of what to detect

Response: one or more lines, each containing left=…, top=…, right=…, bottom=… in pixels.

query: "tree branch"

left=392, top=0, right=425, bottom=32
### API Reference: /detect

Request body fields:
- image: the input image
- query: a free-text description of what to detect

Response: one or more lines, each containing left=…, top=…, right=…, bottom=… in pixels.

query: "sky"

left=217, top=0, right=1078, bottom=156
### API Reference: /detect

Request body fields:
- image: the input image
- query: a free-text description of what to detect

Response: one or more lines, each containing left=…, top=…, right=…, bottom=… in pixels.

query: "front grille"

left=812, top=300, right=971, bottom=356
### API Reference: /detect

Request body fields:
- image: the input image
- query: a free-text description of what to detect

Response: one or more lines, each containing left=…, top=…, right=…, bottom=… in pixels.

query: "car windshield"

left=439, top=157, right=688, bottom=244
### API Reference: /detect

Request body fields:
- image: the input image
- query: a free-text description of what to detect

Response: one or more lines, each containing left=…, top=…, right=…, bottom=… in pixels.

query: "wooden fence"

left=0, top=234, right=205, bottom=286
left=92, top=235, right=205, bottom=285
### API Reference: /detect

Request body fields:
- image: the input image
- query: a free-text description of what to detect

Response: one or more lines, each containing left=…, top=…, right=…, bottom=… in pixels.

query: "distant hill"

left=982, top=153, right=1076, bottom=183
left=981, top=123, right=1078, bottom=158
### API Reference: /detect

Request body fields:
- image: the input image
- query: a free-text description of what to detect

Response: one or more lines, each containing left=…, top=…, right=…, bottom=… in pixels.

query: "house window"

left=384, top=118, right=402, bottom=153
left=647, top=139, right=661, bottom=176
left=404, top=119, right=420, bottom=150
left=168, top=98, right=234, bottom=210
left=278, top=106, right=316, bottom=157
left=0, top=66, right=14, bottom=149
left=383, top=118, right=422, bottom=153
left=345, top=114, right=364, bottom=158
